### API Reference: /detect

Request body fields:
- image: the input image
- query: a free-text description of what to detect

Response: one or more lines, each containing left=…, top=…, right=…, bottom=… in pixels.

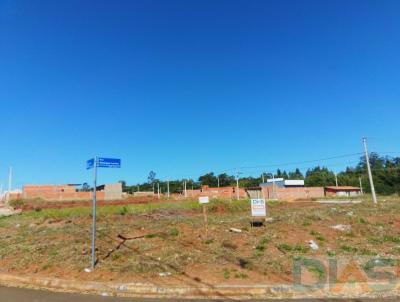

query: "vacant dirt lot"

left=11, top=196, right=165, bottom=211
left=1, top=196, right=399, bottom=287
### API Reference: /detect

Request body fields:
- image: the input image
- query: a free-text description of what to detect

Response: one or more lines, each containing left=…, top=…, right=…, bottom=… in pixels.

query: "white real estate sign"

left=251, top=199, right=267, bottom=217
left=199, top=196, right=210, bottom=204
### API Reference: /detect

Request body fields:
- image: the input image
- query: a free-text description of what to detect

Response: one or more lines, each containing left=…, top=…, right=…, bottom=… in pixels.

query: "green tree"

left=118, top=180, right=128, bottom=192
left=288, top=168, right=304, bottom=180
left=198, top=172, right=218, bottom=187
left=217, top=173, right=236, bottom=186
left=147, top=171, right=156, bottom=184
left=305, top=166, right=335, bottom=187
left=80, top=182, right=91, bottom=192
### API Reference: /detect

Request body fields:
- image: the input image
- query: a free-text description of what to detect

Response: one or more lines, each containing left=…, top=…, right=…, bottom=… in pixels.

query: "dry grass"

left=0, top=196, right=399, bottom=284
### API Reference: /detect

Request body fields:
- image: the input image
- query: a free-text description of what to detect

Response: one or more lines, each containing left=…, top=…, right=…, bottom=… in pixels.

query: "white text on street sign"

left=86, top=158, right=121, bottom=169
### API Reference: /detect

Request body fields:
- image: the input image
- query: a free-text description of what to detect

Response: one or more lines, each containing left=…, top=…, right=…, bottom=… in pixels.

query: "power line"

left=211, top=150, right=400, bottom=177
left=128, top=150, right=400, bottom=185
left=218, top=152, right=364, bottom=174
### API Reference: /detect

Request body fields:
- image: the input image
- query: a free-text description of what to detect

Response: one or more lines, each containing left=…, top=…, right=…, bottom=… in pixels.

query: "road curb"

left=0, top=273, right=399, bottom=299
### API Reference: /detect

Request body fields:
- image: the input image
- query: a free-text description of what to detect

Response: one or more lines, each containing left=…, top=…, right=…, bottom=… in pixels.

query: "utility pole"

left=261, top=173, right=265, bottom=183
left=217, top=176, right=220, bottom=188
left=335, top=173, right=338, bottom=188
left=359, top=176, right=364, bottom=195
left=185, top=180, right=187, bottom=197
left=91, top=157, right=98, bottom=270
left=167, top=180, right=170, bottom=199
left=157, top=182, right=160, bottom=199
left=363, top=137, right=377, bottom=204
left=6, top=166, right=12, bottom=205
left=272, top=172, right=276, bottom=200
left=236, top=170, right=241, bottom=200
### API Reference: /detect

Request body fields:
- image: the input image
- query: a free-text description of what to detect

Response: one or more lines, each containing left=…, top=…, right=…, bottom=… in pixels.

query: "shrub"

left=9, top=199, right=24, bottom=208
left=119, top=206, right=128, bottom=216
left=169, top=228, right=179, bottom=237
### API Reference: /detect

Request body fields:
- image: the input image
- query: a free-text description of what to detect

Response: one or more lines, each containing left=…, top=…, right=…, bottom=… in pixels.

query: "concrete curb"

left=0, top=273, right=399, bottom=299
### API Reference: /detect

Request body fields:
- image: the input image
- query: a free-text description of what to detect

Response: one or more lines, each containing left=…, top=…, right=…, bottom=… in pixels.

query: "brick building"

left=261, top=186, right=324, bottom=201
left=22, top=183, right=122, bottom=201
left=324, top=186, right=362, bottom=197
left=200, top=185, right=247, bottom=199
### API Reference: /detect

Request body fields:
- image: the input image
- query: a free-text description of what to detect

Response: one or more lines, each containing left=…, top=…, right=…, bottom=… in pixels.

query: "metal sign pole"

left=91, top=156, right=98, bottom=270
left=85, top=156, right=120, bottom=271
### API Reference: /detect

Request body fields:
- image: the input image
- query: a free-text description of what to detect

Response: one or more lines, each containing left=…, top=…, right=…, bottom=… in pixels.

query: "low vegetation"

left=0, top=196, right=399, bottom=285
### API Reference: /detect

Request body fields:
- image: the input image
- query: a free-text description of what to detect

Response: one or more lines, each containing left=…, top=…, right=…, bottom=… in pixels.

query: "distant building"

left=0, top=189, right=22, bottom=203
left=22, top=183, right=122, bottom=201
left=260, top=178, right=305, bottom=188
left=324, top=186, right=362, bottom=197
left=133, top=191, right=155, bottom=197
left=258, top=179, right=323, bottom=201
left=201, top=185, right=247, bottom=199
left=246, top=186, right=263, bottom=199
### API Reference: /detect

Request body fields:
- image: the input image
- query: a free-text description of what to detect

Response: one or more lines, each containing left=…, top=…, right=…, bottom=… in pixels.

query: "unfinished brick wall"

left=261, top=186, right=324, bottom=201
left=7, top=192, right=22, bottom=201
left=23, top=185, right=77, bottom=200
left=201, top=186, right=247, bottom=199
left=184, top=189, right=202, bottom=198
left=22, top=185, right=118, bottom=201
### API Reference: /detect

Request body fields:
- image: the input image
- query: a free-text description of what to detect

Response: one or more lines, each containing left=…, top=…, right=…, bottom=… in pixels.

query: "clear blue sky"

left=1, top=0, right=400, bottom=188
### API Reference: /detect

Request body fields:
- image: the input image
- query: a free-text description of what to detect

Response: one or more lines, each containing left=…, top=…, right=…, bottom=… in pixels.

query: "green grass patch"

left=310, top=230, right=325, bottom=242
left=340, top=245, right=358, bottom=253
left=276, top=243, right=308, bottom=254
left=169, top=227, right=179, bottom=237
left=256, top=237, right=270, bottom=252
left=383, top=236, right=400, bottom=243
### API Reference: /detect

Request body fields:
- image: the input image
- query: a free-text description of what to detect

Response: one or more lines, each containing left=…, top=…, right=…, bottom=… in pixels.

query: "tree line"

left=119, top=153, right=400, bottom=195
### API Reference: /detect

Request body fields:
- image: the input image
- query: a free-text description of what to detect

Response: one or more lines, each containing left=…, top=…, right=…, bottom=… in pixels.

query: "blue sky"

left=1, top=0, right=399, bottom=188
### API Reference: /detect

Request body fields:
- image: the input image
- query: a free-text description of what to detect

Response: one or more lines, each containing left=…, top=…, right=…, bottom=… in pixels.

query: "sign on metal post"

left=199, top=196, right=210, bottom=238
left=199, top=196, right=209, bottom=204
left=86, top=159, right=94, bottom=170
left=87, top=158, right=121, bottom=170
left=86, top=156, right=121, bottom=271
left=98, top=157, right=121, bottom=168
left=251, top=199, right=267, bottom=217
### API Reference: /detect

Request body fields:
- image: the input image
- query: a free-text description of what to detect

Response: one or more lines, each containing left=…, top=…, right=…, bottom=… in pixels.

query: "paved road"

left=1, top=286, right=398, bottom=302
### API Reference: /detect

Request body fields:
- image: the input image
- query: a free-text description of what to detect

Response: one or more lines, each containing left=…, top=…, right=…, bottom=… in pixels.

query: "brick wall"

left=201, top=185, right=247, bottom=199
left=22, top=184, right=119, bottom=201
left=184, top=189, right=202, bottom=198
left=8, top=192, right=23, bottom=201
left=261, top=186, right=324, bottom=201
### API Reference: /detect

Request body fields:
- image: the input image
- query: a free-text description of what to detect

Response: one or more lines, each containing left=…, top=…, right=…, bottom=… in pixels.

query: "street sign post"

left=199, top=196, right=210, bottom=238
left=98, top=157, right=121, bottom=168
left=199, top=196, right=209, bottom=204
left=251, top=198, right=267, bottom=217
left=250, top=199, right=267, bottom=228
left=86, top=156, right=121, bottom=270
left=86, top=158, right=94, bottom=170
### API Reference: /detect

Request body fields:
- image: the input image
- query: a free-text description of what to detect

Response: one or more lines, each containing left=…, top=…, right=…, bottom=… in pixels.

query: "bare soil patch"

left=1, top=197, right=399, bottom=287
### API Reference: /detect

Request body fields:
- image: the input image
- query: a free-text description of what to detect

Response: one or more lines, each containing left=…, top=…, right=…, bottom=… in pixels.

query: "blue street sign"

left=86, top=156, right=121, bottom=270
left=86, top=157, right=121, bottom=169
left=97, top=157, right=121, bottom=168
left=87, top=158, right=94, bottom=170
